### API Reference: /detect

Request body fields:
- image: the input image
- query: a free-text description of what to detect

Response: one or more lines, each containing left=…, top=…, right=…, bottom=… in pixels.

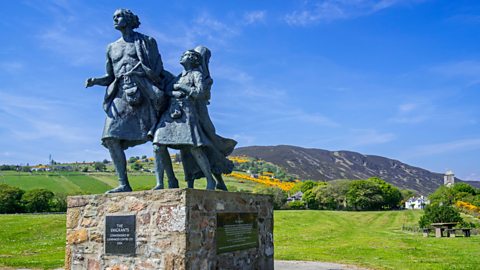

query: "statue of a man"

left=85, top=9, right=176, bottom=193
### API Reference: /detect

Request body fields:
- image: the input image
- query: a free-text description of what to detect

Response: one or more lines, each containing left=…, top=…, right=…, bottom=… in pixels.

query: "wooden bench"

left=447, top=229, right=456, bottom=237
left=461, top=228, right=471, bottom=237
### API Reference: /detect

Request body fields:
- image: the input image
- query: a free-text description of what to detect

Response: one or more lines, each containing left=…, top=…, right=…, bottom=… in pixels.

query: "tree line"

left=0, top=184, right=67, bottom=213
left=254, top=177, right=409, bottom=211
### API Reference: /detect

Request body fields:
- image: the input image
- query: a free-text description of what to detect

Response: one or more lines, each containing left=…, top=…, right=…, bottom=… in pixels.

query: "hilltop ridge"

left=232, top=145, right=480, bottom=195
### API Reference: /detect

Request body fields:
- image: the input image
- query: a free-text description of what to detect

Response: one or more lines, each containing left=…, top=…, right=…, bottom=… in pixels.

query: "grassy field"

left=0, top=166, right=260, bottom=195
left=0, top=214, right=65, bottom=269
left=0, top=210, right=479, bottom=269
left=275, top=210, right=480, bottom=270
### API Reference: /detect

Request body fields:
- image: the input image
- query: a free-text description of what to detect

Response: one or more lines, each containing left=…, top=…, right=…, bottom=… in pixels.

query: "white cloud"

left=390, top=101, right=432, bottom=124
left=407, top=138, right=480, bottom=157
left=243, top=11, right=266, bottom=25
left=348, top=129, right=396, bottom=146
left=285, top=0, right=425, bottom=25
left=0, top=61, right=24, bottom=73
left=462, top=173, right=480, bottom=181
left=429, top=60, right=480, bottom=85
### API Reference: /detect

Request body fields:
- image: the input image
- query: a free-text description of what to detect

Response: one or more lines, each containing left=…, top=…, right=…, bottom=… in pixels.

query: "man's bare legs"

left=103, top=139, right=132, bottom=193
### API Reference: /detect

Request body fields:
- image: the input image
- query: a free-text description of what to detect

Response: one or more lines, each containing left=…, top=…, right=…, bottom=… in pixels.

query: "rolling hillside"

left=233, top=145, right=480, bottom=195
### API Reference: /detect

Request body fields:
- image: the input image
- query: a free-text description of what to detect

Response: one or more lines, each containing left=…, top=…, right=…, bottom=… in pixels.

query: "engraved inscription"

left=105, top=215, right=136, bottom=255
left=216, top=213, right=258, bottom=254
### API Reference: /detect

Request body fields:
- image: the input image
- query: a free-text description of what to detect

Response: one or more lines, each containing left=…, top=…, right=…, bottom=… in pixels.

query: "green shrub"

left=0, top=184, right=25, bottom=213
left=253, top=186, right=287, bottom=210
left=21, top=189, right=55, bottom=213
left=418, top=204, right=463, bottom=228
left=287, top=200, right=306, bottom=210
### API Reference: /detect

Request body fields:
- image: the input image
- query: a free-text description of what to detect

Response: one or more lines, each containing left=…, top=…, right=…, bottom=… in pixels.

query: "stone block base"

left=65, top=189, right=274, bottom=270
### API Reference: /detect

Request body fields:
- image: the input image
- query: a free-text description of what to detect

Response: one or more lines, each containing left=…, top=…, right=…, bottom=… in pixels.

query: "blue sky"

left=1, top=0, right=479, bottom=180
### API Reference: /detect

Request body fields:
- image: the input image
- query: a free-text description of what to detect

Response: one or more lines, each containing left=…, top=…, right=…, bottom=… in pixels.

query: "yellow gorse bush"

left=228, top=156, right=250, bottom=163
left=227, top=172, right=295, bottom=191
left=456, top=201, right=480, bottom=218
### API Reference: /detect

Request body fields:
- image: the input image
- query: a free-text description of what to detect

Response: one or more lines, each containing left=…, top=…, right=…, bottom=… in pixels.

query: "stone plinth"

left=65, top=189, right=274, bottom=270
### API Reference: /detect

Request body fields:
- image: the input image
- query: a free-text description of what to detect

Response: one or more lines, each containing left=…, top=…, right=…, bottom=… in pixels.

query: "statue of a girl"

left=151, top=47, right=236, bottom=190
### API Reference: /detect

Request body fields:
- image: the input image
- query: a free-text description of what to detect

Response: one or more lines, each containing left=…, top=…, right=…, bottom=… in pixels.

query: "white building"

left=405, top=196, right=429, bottom=209
left=444, top=170, right=455, bottom=187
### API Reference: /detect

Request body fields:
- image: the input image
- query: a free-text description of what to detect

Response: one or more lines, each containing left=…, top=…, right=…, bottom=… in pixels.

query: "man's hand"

left=85, top=78, right=97, bottom=88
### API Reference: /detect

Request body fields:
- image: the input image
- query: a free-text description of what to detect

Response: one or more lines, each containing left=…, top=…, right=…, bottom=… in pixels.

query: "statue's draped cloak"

left=101, top=32, right=171, bottom=150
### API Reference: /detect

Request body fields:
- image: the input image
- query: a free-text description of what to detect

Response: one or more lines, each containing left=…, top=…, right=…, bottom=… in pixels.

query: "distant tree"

left=128, top=157, right=138, bottom=163
left=302, top=189, right=318, bottom=209
left=0, top=184, right=25, bottom=213
left=452, top=183, right=476, bottom=196
left=290, top=180, right=322, bottom=194
left=253, top=186, right=287, bottom=210
left=131, top=163, right=143, bottom=171
left=174, top=154, right=182, bottom=163
left=314, top=180, right=350, bottom=210
left=368, top=177, right=402, bottom=209
left=0, top=165, right=15, bottom=171
left=418, top=204, right=463, bottom=228
left=141, top=155, right=147, bottom=160
left=346, top=180, right=384, bottom=210
left=81, top=167, right=89, bottom=172
left=49, top=193, right=67, bottom=212
left=22, top=189, right=55, bottom=213
left=287, top=200, right=306, bottom=210
left=94, top=162, right=107, bottom=172
left=21, top=166, right=31, bottom=172
left=102, top=159, right=109, bottom=164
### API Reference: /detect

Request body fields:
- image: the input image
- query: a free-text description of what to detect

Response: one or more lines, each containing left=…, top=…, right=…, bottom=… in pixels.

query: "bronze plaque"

left=216, top=212, right=258, bottom=254
left=105, top=215, right=136, bottom=255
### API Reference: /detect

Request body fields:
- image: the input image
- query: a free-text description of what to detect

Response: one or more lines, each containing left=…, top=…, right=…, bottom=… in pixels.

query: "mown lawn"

left=0, top=169, right=259, bottom=195
left=0, top=214, right=65, bottom=269
left=275, top=210, right=480, bottom=270
left=0, top=210, right=479, bottom=269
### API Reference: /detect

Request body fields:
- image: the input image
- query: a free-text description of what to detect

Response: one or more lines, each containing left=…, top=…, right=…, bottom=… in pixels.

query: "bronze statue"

left=85, top=9, right=176, bottom=193
left=151, top=47, right=236, bottom=190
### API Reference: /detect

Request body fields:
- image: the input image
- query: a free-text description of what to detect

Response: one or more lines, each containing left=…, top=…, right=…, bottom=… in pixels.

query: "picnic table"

left=431, top=222, right=458, bottom=238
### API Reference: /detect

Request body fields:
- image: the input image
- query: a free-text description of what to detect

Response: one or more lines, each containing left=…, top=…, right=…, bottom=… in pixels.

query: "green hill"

left=0, top=165, right=261, bottom=195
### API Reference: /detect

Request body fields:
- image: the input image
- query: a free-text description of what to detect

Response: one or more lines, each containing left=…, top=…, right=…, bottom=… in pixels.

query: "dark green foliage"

left=287, top=200, right=305, bottom=210
left=253, top=186, right=287, bottom=210
left=128, top=156, right=139, bottom=163
left=94, top=162, right=106, bottom=172
left=368, top=177, right=403, bottom=209
left=312, top=178, right=403, bottom=211
left=0, top=184, right=25, bottom=213
left=131, top=162, right=143, bottom=171
left=233, top=159, right=295, bottom=181
left=49, top=193, right=67, bottom=212
left=81, top=167, right=88, bottom=172
left=302, top=189, right=318, bottom=209
left=314, top=180, right=350, bottom=210
left=418, top=204, right=463, bottom=228
left=346, top=180, right=384, bottom=210
left=21, top=189, right=55, bottom=213
left=299, top=180, right=319, bottom=192
left=429, top=183, right=477, bottom=206
left=0, top=165, right=16, bottom=171
left=452, top=183, right=476, bottom=195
